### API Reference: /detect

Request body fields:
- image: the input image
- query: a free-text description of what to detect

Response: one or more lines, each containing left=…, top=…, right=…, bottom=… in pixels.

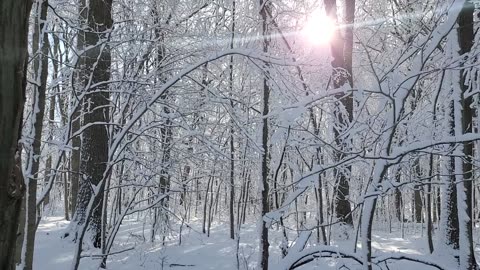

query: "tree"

left=228, top=0, right=237, bottom=241
left=324, top=0, right=355, bottom=227
left=150, top=1, right=172, bottom=243
left=71, top=0, right=113, bottom=248
left=259, top=2, right=272, bottom=269
left=70, top=0, right=88, bottom=218
left=20, top=0, right=50, bottom=269
left=456, top=1, right=477, bottom=268
left=0, top=0, right=33, bottom=269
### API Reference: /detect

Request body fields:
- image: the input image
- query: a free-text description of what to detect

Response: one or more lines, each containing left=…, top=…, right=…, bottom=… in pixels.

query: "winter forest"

left=3, top=0, right=480, bottom=269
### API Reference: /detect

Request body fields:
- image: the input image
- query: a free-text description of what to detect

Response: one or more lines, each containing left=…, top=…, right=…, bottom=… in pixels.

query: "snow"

left=34, top=217, right=462, bottom=270
left=35, top=217, right=253, bottom=270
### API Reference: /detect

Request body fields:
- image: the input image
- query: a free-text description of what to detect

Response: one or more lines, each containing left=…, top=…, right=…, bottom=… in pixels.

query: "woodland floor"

left=34, top=216, right=476, bottom=270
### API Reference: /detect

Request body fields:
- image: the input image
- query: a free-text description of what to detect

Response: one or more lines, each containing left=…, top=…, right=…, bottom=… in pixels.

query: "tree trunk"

left=0, top=0, right=33, bottom=269
left=70, top=0, right=87, bottom=217
left=72, top=0, right=113, bottom=249
left=394, top=170, right=403, bottom=222
left=324, top=0, right=355, bottom=227
left=228, top=0, right=236, bottom=240
left=427, top=154, right=434, bottom=253
left=22, top=1, right=50, bottom=269
left=202, top=175, right=213, bottom=234
left=444, top=155, right=459, bottom=249
left=150, top=4, right=171, bottom=243
left=242, top=175, right=251, bottom=224
left=456, top=2, right=478, bottom=268
left=259, top=1, right=270, bottom=268
left=413, top=159, right=423, bottom=223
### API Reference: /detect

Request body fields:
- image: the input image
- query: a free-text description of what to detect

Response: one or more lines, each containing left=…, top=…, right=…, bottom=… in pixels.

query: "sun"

left=302, top=12, right=336, bottom=45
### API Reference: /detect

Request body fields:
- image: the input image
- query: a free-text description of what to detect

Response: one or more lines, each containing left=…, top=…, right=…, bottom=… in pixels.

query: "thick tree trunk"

left=0, top=0, right=33, bottom=269
left=456, top=2, right=478, bottom=268
left=72, top=0, right=113, bottom=248
left=324, top=0, right=355, bottom=227
left=445, top=155, right=459, bottom=249
left=442, top=95, right=459, bottom=251
left=413, top=188, right=423, bottom=223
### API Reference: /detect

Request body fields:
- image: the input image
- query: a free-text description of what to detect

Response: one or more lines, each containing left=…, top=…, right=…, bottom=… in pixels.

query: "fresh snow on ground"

left=34, top=216, right=460, bottom=269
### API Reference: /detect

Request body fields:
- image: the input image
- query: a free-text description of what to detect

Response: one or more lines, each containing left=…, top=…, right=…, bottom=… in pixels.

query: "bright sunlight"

left=302, top=12, right=336, bottom=45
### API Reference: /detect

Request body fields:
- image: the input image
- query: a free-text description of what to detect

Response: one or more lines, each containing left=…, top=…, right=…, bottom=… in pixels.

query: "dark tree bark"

left=445, top=156, right=459, bottom=249
left=426, top=154, right=434, bottom=253
left=259, top=1, right=271, bottom=269
left=439, top=3, right=478, bottom=259
left=70, top=0, right=87, bottom=217
left=324, top=0, right=355, bottom=227
left=228, top=0, right=236, bottom=241
left=0, top=0, right=33, bottom=269
left=457, top=2, right=478, bottom=269
left=203, top=175, right=213, bottom=234
left=436, top=185, right=441, bottom=223
left=413, top=160, right=423, bottom=223
left=72, top=0, right=113, bottom=248
left=394, top=170, right=403, bottom=221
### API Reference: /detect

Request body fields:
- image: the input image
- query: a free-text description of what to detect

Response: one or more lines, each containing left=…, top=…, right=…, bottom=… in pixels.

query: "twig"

left=80, top=246, right=134, bottom=258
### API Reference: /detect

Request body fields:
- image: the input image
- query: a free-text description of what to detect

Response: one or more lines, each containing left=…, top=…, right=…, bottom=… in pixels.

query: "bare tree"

left=0, top=0, right=33, bottom=269
left=259, top=1, right=271, bottom=269
left=71, top=0, right=113, bottom=248
left=324, top=0, right=355, bottom=227
left=21, top=0, right=50, bottom=269
left=456, top=1, right=477, bottom=268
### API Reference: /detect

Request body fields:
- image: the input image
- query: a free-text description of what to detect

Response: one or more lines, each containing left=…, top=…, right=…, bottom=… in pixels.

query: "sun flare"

left=302, top=12, right=336, bottom=45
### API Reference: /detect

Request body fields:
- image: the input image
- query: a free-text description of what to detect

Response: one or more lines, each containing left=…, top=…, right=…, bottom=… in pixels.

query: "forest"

left=1, top=0, right=480, bottom=269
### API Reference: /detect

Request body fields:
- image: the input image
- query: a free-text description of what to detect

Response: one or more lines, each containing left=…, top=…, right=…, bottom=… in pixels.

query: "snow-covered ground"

left=34, top=217, right=460, bottom=269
